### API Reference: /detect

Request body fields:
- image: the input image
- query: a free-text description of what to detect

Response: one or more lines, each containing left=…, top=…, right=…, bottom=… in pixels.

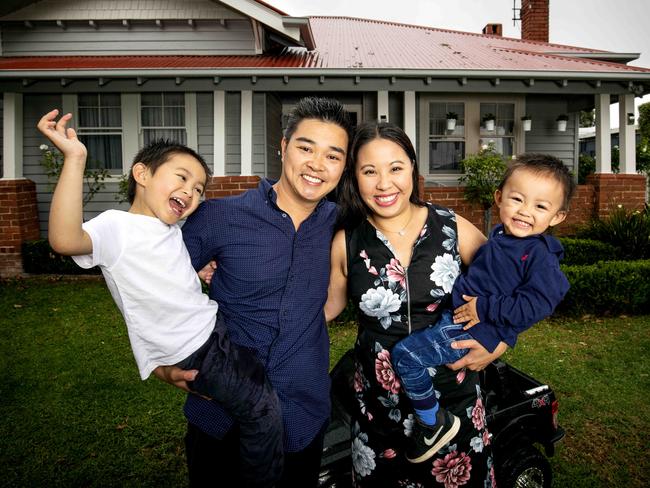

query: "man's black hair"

left=283, top=97, right=355, bottom=142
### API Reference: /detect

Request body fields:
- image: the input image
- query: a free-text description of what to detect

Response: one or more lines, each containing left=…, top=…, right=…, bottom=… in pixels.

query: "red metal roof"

left=1, top=16, right=649, bottom=74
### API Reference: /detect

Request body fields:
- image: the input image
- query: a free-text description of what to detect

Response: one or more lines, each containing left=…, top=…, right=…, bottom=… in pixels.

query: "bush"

left=21, top=239, right=100, bottom=275
left=576, top=204, right=650, bottom=259
left=558, top=260, right=650, bottom=315
left=559, top=237, right=620, bottom=265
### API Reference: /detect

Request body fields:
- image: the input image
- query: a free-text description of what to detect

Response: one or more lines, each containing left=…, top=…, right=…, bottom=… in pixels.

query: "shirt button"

left=282, top=213, right=287, bottom=218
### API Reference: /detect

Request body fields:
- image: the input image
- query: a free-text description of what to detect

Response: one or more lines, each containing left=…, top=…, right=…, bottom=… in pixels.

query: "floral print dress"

left=346, top=204, right=496, bottom=488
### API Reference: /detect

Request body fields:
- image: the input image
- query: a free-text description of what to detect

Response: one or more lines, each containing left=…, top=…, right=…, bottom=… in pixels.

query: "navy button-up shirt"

left=181, top=179, right=336, bottom=451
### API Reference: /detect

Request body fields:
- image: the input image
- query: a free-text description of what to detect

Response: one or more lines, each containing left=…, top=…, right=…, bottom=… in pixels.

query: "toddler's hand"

left=37, top=109, right=87, bottom=161
left=198, top=260, right=217, bottom=285
left=453, top=295, right=480, bottom=330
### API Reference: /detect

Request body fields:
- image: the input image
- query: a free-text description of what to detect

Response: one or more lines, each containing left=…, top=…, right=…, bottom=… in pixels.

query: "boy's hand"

left=198, top=260, right=217, bottom=285
left=453, top=295, right=480, bottom=330
left=152, top=365, right=198, bottom=393
left=37, top=109, right=87, bottom=161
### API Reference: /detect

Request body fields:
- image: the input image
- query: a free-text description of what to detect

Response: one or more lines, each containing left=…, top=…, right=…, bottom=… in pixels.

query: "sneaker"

left=406, top=408, right=460, bottom=463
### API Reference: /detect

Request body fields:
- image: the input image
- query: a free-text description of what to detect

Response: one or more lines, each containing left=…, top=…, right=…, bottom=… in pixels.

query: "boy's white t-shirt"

left=73, top=209, right=217, bottom=380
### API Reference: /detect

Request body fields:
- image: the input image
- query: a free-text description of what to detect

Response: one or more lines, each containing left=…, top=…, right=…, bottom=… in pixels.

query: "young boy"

left=38, top=109, right=283, bottom=487
left=391, top=153, right=575, bottom=463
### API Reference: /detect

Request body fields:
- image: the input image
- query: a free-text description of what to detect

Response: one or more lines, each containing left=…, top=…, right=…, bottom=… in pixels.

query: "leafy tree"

left=579, top=109, right=595, bottom=128
left=459, top=143, right=506, bottom=235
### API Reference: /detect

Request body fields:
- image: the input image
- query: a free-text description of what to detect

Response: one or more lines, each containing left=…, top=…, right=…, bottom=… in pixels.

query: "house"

left=1, top=0, right=649, bottom=277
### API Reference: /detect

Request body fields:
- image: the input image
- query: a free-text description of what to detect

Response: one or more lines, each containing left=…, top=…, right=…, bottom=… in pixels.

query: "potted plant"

left=482, top=113, right=496, bottom=131
left=446, top=112, right=458, bottom=131
left=521, top=115, right=532, bottom=132
left=556, top=114, right=569, bottom=132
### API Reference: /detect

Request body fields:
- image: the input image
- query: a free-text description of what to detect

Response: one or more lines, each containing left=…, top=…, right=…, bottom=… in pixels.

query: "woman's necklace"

left=370, top=204, right=415, bottom=236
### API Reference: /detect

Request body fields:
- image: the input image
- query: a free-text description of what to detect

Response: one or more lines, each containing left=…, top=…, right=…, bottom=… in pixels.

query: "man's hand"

left=198, top=260, right=217, bottom=285
left=453, top=294, right=480, bottom=330
left=447, top=340, right=508, bottom=372
left=152, top=365, right=199, bottom=393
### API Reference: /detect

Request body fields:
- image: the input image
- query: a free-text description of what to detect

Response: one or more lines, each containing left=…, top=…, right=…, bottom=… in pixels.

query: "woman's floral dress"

left=346, top=204, right=496, bottom=488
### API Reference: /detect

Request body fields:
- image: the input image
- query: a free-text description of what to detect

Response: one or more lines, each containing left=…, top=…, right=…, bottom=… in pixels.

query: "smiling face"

left=130, top=153, right=207, bottom=225
left=278, top=118, right=348, bottom=206
left=355, top=137, right=414, bottom=220
left=495, top=167, right=567, bottom=237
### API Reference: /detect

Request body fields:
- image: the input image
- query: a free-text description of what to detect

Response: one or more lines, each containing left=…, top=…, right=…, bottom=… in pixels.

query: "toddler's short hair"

left=499, top=153, right=576, bottom=211
left=127, top=140, right=210, bottom=204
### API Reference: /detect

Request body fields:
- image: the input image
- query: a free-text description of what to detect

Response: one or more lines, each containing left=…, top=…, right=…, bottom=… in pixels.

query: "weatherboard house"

left=0, top=0, right=648, bottom=276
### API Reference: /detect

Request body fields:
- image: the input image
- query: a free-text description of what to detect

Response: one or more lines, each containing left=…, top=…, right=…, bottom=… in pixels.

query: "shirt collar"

left=259, top=177, right=327, bottom=214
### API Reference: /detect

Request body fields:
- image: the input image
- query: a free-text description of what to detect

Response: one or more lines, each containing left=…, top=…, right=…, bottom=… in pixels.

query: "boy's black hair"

left=127, top=139, right=210, bottom=204
left=336, top=121, right=426, bottom=230
left=283, top=97, right=355, bottom=142
left=499, top=153, right=576, bottom=211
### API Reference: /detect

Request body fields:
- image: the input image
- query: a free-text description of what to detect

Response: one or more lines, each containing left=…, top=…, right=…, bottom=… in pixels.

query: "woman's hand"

left=152, top=365, right=198, bottom=392
left=447, top=340, right=508, bottom=372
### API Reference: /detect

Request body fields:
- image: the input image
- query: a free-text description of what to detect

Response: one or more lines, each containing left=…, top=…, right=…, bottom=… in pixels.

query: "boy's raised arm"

left=38, top=109, right=93, bottom=256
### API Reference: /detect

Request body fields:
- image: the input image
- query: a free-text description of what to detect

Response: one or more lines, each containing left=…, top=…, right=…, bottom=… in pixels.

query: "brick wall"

left=0, top=179, right=40, bottom=278
left=586, top=173, right=647, bottom=219
left=521, top=0, right=549, bottom=43
left=205, top=175, right=261, bottom=199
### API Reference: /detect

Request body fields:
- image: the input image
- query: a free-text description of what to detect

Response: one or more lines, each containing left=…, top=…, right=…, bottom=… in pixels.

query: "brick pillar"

left=0, top=179, right=40, bottom=278
left=205, top=175, right=261, bottom=199
left=521, top=0, right=549, bottom=43
left=586, top=173, right=647, bottom=219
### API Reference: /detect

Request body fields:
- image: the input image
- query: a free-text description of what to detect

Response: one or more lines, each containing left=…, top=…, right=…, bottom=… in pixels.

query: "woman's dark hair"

left=127, top=139, right=210, bottom=204
left=336, top=121, right=425, bottom=230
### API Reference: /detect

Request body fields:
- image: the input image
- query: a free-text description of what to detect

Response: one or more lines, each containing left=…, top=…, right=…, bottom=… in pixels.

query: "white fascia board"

left=5, top=69, right=650, bottom=80
left=219, top=0, right=301, bottom=44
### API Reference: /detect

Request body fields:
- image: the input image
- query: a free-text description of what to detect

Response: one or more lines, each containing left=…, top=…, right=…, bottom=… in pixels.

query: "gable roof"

left=1, top=14, right=649, bottom=84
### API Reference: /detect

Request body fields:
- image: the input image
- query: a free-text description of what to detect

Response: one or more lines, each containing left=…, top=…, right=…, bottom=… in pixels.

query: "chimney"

left=521, top=0, right=549, bottom=43
left=482, top=23, right=503, bottom=36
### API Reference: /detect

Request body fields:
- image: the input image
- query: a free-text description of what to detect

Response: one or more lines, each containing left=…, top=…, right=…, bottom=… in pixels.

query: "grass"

left=1, top=277, right=649, bottom=487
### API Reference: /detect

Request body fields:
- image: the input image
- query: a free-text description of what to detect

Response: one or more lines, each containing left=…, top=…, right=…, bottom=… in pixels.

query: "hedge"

left=559, top=238, right=620, bottom=266
left=558, top=260, right=650, bottom=315
left=21, top=239, right=100, bottom=275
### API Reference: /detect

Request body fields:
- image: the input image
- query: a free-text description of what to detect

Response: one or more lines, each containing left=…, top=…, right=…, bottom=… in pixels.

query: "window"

left=77, top=93, right=123, bottom=172
left=480, top=103, right=515, bottom=158
left=427, top=102, right=465, bottom=172
left=141, top=93, right=186, bottom=145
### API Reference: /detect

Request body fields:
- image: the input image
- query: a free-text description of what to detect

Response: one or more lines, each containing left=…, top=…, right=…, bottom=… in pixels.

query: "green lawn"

left=1, top=277, right=648, bottom=487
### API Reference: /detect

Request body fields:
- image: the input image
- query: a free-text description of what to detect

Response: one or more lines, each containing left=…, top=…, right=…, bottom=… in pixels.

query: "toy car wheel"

left=497, top=445, right=552, bottom=488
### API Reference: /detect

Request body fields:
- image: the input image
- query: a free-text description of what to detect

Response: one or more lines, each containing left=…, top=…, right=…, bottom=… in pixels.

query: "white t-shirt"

left=73, top=210, right=218, bottom=379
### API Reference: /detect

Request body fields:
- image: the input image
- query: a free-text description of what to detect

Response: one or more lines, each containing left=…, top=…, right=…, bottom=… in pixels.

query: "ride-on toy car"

left=319, top=350, right=565, bottom=488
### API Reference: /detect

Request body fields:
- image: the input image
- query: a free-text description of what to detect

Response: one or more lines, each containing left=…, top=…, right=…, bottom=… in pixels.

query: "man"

left=154, top=97, right=353, bottom=487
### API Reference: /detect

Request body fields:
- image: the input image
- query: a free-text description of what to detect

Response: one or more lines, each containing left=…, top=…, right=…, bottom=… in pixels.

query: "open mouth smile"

left=374, top=193, right=399, bottom=206
left=302, top=174, right=324, bottom=185
left=169, top=196, right=187, bottom=217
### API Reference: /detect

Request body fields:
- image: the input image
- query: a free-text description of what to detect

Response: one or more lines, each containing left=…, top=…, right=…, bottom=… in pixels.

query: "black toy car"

left=319, top=350, right=565, bottom=488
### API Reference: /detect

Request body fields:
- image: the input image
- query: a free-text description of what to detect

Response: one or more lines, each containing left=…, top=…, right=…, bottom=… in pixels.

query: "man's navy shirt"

left=181, top=179, right=336, bottom=452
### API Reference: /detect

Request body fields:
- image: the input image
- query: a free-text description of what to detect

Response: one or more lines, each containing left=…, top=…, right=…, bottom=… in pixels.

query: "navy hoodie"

left=452, top=224, right=569, bottom=352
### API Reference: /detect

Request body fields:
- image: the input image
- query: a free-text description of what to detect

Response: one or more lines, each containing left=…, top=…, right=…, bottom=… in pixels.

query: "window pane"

left=78, top=93, right=98, bottom=107
left=141, top=93, right=162, bottom=107
left=142, top=107, right=163, bottom=126
left=82, top=134, right=123, bottom=171
left=100, top=107, right=121, bottom=127
left=164, top=93, right=185, bottom=106
left=481, top=137, right=514, bottom=158
left=429, top=102, right=465, bottom=137
left=101, top=93, right=121, bottom=107
left=164, top=106, right=185, bottom=126
left=429, top=141, right=465, bottom=172
left=79, top=107, right=99, bottom=127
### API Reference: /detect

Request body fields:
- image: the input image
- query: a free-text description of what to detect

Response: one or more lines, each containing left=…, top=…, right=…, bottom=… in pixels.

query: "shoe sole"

left=406, top=415, right=461, bottom=464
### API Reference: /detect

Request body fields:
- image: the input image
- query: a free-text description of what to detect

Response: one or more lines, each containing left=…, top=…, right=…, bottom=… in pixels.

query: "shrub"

left=576, top=204, right=650, bottom=259
left=21, top=239, right=100, bottom=275
left=559, top=238, right=620, bottom=266
left=558, top=260, right=650, bottom=315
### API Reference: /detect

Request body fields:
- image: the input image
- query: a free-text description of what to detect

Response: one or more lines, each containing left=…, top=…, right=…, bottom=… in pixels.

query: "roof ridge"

left=308, top=15, right=609, bottom=54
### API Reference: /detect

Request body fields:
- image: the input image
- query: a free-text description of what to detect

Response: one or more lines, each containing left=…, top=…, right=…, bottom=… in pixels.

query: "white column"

left=594, top=93, right=611, bottom=174
left=121, top=93, right=139, bottom=174
left=3, top=93, right=23, bottom=179
left=185, top=93, right=198, bottom=151
left=377, top=91, right=389, bottom=122
left=240, top=90, right=253, bottom=176
left=618, top=93, right=636, bottom=174
left=403, top=91, right=417, bottom=149
left=213, top=91, right=226, bottom=176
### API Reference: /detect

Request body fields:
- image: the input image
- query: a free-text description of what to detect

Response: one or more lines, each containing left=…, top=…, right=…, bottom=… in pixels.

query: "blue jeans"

left=392, top=311, right=471, bottom=409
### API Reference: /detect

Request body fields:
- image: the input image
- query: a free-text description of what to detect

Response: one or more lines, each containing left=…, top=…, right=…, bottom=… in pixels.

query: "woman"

left=326, top=122, right=507, bottom=487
